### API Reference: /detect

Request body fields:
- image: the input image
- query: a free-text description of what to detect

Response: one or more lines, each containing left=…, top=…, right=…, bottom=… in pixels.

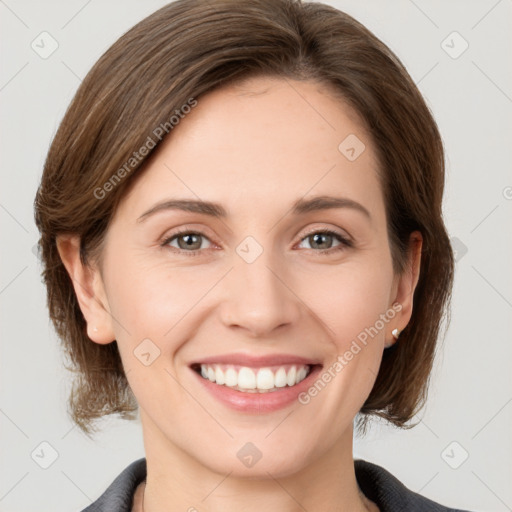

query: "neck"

left=137, top=410, right=376, bottom=512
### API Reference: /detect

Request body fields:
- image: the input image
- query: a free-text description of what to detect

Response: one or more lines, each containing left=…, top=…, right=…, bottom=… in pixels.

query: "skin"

left=57, top=76, right=422, bottom=512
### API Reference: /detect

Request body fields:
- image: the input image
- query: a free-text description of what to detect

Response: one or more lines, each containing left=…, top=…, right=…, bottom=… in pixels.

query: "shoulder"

left=80, top=458, right=147, bottom=512
left=355, top=459, right=472, bottom=512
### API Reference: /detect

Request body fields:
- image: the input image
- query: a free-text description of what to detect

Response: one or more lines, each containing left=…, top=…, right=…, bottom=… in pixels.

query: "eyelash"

left=160, top=227, right=353, bottom=257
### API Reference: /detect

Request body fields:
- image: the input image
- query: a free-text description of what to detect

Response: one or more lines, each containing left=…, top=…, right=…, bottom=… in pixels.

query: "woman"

left=34, top=0, right=470, bottom=510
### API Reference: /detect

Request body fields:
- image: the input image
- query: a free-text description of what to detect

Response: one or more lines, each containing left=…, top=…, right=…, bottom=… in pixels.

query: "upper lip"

left=190, top=353, right=323, bottom=368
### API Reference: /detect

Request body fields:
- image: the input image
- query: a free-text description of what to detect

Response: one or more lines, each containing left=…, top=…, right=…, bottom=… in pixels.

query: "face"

left=63, top=76, right=420, bottom=478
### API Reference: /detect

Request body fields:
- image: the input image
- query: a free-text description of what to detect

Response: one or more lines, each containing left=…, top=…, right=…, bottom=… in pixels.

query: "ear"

left=387, top=230, right=423, bottom=347
left=56, top=234, right=115, bottom=344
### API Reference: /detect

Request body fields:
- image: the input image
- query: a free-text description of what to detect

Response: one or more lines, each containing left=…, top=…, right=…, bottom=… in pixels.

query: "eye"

left=296, top=229, right=353, bottom=254
left=160, top=227, right=353, bottom=257
left=161, top=229, right=214, bottom=255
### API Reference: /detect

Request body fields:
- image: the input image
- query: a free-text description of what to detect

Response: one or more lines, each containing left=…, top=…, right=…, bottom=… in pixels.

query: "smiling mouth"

left=191, top=363, right=319, bottom=393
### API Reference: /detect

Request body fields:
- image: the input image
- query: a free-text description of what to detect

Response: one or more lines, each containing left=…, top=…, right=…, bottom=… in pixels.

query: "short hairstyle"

left=34, top=0, right=454, bottom=437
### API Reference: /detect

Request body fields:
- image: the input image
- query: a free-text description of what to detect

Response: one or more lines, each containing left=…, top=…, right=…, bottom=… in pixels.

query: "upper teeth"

left=200, top=364, right=310, bottom=392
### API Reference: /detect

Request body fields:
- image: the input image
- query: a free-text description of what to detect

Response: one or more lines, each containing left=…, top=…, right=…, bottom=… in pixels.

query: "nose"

left=218, top=249, right=301, bottom=338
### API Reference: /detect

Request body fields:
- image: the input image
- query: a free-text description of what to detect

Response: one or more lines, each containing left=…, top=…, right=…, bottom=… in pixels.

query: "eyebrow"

left=136, top=195, right=371, bottom=223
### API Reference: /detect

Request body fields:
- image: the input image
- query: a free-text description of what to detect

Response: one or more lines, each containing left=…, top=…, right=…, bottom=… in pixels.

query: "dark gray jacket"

left=81, top=458, right=472, bottom=512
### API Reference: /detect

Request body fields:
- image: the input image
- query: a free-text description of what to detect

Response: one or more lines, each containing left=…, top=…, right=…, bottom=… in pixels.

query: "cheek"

left=302, top=261, right=394, bottom=345
left=103, top=254, right=221, bottom=354
left=103, top=257, right=208, bottom=409
left=300, top=259, right=394, bottom=404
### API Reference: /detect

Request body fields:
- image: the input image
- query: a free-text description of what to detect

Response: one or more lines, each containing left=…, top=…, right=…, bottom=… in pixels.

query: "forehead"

left=117, top=76, right=384, bottom=223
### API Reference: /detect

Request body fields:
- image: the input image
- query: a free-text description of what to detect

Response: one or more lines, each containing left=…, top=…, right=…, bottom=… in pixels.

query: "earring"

left=385, top=328, right=401, bottom=349
left=93, top=326, right=98, bottom=332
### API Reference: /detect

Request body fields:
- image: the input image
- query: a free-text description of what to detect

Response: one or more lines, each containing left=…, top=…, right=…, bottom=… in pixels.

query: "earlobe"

left=388, top=231, right=423, bottom=345
left=56, top=234, right=115, bottom=345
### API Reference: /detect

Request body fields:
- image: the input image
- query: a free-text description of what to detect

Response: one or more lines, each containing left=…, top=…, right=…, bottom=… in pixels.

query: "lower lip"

left=191, top=365, right=323, bottom=413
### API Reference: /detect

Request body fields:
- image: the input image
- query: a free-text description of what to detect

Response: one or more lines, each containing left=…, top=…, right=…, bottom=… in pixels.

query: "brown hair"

left=34, top=0, right=454, bottom=437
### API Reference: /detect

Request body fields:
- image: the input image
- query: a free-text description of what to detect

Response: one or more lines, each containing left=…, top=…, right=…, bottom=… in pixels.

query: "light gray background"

left=1, top=1, right=511, bottom=511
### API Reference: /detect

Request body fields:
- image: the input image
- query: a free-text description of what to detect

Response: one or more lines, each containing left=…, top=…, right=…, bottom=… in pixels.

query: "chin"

left=191, top=440, right=315, bottom=480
